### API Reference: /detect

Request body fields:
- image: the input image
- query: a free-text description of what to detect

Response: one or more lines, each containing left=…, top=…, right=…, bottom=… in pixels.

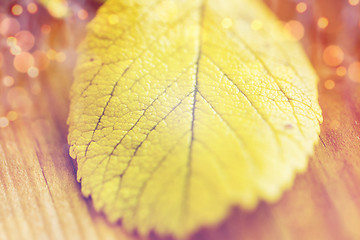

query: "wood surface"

left=0, top=0, right=359, bottom=239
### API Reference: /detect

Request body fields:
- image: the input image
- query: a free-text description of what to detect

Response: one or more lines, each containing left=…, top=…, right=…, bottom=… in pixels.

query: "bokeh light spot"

left=10, top=45, right=22, bottom=55
left=28, top=66, right=39, bottom=78
left=78, top=9, right=88, bottom=20
left=6, top=111, right=18, bottom=121
left=296, top=2, right=307, bottom=13
left=11, top=4, right=23, bottom=16
left=317, top=17, right=329, bottom=29
left=6, top=36, right=17, bottom=46
left=322, top=45, right=344, bottom=67
left=336, top=66, right=347, bottom=77
left=47, top=49, right=57, bottom=60
left=324, top=79, right=335, bottom=90
left=15, top=31, right=35, bottom=52
left=0, top=117, right=9, bottom=128
left=0, top=18, right=20, bottom=36
left=27, top=3, right=38, bottom=14
left=284, top=20, right=304, bottom=40
left=13, top=52, right=35, bottom=73
left=348, top=61, right=360, bottom=83
left=2, top=76, right=15, bottom=87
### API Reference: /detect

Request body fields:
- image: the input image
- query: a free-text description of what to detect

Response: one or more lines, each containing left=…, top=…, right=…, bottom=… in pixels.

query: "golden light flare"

left=284, top=20, right=305, bottom=40
left=317, top=17, right=329, bottom=29
left=10, top=45, right=22, bottom=56
left=2, top=76, right=15, bottom=87
left=296, top=2, right=307, bottom=13
left=348, top=61, right=360, bottom=83
left=7, top=36, right=22, bottom=56
left=322, top=45, right=344, bottom=67
left=6, top=111, right=18, bottom=121
left=11, top=4, right=23, bottom=16
left=324, top=79, right=336, bottom=90
left=6, top=36, right=17, bottom=46
left=27, top=3, right=38, bottom=14
left=27, top=66, right=39, bottom=78
left=336, top=66, right=347, bottom=77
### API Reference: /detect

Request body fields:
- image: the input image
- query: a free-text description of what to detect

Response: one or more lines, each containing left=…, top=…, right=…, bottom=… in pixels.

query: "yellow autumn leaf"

left=68, top=0, right=322, bottom=238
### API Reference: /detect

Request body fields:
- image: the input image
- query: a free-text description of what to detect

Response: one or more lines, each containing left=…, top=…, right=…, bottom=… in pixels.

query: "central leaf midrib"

left=183, top=0, right=206, bottom=220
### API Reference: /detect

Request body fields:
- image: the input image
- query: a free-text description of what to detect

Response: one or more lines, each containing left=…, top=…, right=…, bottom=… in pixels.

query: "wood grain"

left=1, top=0, right=360, bottom=239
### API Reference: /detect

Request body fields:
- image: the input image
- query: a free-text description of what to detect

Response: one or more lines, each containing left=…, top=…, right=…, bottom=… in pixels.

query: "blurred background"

left=0, top=0, right=360, bottom=240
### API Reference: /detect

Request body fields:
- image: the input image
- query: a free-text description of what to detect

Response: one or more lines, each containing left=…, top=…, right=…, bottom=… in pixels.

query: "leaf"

left=68, top=0, right=322, bottom=238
